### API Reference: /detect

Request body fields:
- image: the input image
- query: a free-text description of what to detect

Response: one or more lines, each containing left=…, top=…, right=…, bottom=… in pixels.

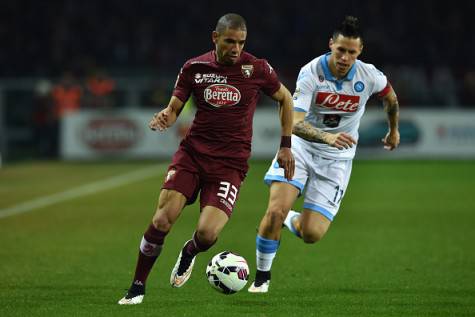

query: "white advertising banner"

left=61, top=110, right=183, bottom=159
left=357, top=109, right=475, bottom=159
left=61, top=108, right=475, bottom=160
left=61, top=108, right=285, bottom=160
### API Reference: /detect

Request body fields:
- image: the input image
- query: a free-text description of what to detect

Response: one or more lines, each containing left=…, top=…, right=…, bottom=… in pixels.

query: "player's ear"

left=329, top=37, right=334, bottom=50
left=212, top=31, right=219, bottom=44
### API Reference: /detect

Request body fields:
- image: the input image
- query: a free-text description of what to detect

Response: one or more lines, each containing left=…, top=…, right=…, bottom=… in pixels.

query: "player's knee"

left=264, top=206, right=286, bottom=229
left=302, top=229, right=325, bottom=244
left=152, top=213, right=172, bottom=232
left=195, top=228, right=218, bottom=246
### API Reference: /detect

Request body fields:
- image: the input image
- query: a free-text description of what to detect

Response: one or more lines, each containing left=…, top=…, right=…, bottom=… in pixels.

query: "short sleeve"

left=172, top=62, right=193, bottom=103
left=293, top=66, right=315, bottom=112
left=259, top=60, right=281, bottom=97
left=368, top=64, right=388, bottom=96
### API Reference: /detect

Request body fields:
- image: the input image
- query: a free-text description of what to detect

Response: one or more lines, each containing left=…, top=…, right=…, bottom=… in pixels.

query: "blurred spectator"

left=49, top=71, right=83, bottom=157
left=84, top=69, right=116, bottom=109
left=51, top=71, right=83, bottom=118
left=32, top=79, right=56, bottom=158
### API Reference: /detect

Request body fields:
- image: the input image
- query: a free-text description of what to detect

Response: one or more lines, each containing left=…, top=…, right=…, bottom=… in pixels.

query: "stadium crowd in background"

left=1, top=0, right=473, bottom=107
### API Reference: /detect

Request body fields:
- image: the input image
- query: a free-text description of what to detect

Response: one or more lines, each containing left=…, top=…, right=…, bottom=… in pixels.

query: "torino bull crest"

left=241, top=64, right=254, bottom=78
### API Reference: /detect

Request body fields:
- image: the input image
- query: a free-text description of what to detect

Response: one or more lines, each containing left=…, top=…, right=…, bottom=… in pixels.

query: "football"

left=205, top=251, right=250, bottom=294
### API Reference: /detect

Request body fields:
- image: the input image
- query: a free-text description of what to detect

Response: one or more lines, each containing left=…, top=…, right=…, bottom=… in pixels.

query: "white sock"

left=256, top=250, right=277, bottom=272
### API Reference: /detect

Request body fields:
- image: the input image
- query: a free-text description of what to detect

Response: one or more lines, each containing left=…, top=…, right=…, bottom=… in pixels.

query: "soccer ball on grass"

left=205, top=251, right=249, bottom=294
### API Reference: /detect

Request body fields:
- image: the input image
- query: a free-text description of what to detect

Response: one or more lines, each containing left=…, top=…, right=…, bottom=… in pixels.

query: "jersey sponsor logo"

left=204, top=84, right=241, bottom=107
left=316, top=84, right=331, bottom=90
left=190, top=61, right=210, bottom=65
left=241, top=64, right=254, bottom=78
left=323, top=114, right=341, bottom=128
left=315, top=92, right=360, bottom=112
left=195, top=73, right=227, bottom=84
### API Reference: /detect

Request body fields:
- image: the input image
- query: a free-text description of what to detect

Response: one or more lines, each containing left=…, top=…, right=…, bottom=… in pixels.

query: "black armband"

left=280, top=136, right=291, bottom=148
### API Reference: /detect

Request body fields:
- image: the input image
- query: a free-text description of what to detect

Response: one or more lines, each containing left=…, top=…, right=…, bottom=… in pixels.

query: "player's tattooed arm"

left=380, top=86, right=400, bottom=150
left=382, top=88, right=399, bottom=128
left=292, top=112, right=356, bottom=150
left=293, top=120, right=328, bottom=144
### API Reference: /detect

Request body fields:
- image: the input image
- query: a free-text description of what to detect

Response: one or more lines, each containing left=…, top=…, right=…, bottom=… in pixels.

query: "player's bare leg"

left=249, top=182, right=299, bottom=293
left=299, top=210, right=331, bottom=243
left=118, top=189, right=186, bottom=305
left=284, top=209, right=331, bottom=243
left=170, top=206, right=229, bottom=287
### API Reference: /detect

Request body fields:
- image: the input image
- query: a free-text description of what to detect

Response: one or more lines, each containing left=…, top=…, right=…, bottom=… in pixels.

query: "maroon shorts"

left=162, top=146, right=246, bottom=217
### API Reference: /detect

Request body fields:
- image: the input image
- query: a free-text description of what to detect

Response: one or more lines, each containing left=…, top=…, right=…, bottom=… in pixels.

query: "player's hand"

left=277, top=147, right=295, bottom=180
left=325, top=132, right=357, bottom=150
left=149, top=107, right=177, bottom=131
left=382, top=130, right=400, bottom=150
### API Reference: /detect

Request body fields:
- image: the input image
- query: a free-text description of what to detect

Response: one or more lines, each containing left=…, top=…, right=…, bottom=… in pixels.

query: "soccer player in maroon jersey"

left=118, top=13, right=295, bottom=305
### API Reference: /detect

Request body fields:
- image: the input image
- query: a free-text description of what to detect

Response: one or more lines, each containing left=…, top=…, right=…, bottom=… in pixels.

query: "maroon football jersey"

left=172, top=50, right=281, bottom=171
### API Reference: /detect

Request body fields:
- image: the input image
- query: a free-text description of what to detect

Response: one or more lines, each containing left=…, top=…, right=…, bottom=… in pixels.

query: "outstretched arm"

left=380, top=86, right=400, bottom=150
left=292, top=112, right=357, bottom=149
left=271, top=84, right=295, bottom=180
left=149, top=96, right=185, bottom=132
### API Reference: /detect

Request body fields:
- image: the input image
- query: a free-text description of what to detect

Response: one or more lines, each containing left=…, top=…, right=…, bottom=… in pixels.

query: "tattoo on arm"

left=383, top=93, right=400, bottom=131
left=292, top=121, right=328, bottom=144
left=384, top=99, right=399, bottom=116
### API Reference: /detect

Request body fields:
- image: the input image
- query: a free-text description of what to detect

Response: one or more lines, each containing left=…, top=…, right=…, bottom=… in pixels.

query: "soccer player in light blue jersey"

left=249, top=16, right=400, bottom=293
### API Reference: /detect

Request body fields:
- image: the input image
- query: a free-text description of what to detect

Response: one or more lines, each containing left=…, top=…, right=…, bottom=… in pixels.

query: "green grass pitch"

left=0, top=160, right=474, bottom=317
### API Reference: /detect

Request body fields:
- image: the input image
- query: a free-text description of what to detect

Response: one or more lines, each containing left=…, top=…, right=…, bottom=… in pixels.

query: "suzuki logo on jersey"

left=195, top=73, right=227, bottom=84
left=316, top=92, right=360, bottom=112
left=204, top=84, right=241, bottom=107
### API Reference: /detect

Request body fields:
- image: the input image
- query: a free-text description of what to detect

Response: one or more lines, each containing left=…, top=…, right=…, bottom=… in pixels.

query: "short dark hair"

left=332, top=16, right=362, bottom=41
left=215, top=13, right=247, bottom=34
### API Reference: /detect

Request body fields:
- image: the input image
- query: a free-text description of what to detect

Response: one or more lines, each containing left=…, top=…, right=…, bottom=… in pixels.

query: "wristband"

left=280, top=136, right=291, bottom=148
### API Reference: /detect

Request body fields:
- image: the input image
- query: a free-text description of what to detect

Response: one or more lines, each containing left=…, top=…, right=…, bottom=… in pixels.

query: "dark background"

left=2, top=0, right=474, bottom=105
